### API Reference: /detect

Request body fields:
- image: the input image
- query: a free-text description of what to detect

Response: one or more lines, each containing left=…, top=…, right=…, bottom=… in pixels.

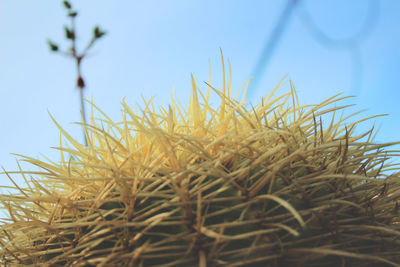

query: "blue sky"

left=0, top=0, right=399, bottom=187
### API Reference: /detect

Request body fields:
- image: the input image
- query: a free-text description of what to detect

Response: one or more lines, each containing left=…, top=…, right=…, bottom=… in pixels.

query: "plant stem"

left=76, top=57, right=88, bottom=146
left=71, top=13, right=88, bottom=146
left=48, top=2, right=106, bottom=146
left=79, top=87, right=88, bottom=146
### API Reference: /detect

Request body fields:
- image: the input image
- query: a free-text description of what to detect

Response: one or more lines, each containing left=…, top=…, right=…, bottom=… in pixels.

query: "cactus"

left=1, top=54, right=399, bottom=266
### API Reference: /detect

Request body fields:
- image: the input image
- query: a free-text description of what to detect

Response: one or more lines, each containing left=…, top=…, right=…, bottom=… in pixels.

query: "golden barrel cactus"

left=1, top=56, right=400, bottom=266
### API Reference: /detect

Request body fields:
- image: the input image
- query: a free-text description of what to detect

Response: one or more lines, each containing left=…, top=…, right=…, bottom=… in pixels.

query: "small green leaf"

left=63, top=1, right=72, bottom=9
left=68, top=11, right=78, bottom=17
left=64, top=26, right=75, bottom=40
left=47, top=40, right=59, bottom=52
left=93, top=26, right=106, bottom=39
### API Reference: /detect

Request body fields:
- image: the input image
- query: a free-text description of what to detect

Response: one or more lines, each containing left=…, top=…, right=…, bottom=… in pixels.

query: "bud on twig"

left=68, top=11, right=78, bottom=18
left=77, top=76, right=85, bottom=89
left=47, top=40, right=59, bottom=52
left=63, top=1, right=72, bottom=9
left=94, top=26, right=106, bottom=39
left=64, top=26, right=75, bottom=40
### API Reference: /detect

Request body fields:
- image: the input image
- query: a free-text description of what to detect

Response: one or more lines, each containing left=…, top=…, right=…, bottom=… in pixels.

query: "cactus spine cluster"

left=1, top=55, right=399, bottom=266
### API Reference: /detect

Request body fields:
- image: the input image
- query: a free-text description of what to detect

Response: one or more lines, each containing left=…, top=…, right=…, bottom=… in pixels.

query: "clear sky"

left=0, top=0, right=399, bottom=187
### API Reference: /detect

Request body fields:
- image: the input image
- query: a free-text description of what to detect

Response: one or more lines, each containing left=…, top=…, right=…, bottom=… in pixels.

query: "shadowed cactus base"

left=1, top=58, right=400, bottom=266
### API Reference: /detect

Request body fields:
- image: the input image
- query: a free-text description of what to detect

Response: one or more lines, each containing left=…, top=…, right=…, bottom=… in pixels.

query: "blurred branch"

left=297, top=0, right=378, bottom=47
left=296, top=0, right=379, bottom=95
left=248, top=0, right=378, bottom=101
left=248, top=0, right=299, bottom=101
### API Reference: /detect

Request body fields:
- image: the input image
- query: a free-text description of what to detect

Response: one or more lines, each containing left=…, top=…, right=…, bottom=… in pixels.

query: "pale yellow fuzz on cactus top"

left=9, top=51, right=388, bottom=209
left=1, top=52, right=399, bottom=266
left=13, top=54, right=380, bottom=208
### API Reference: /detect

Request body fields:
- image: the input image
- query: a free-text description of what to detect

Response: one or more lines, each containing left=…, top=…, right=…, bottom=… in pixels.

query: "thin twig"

left=47, top=0, right=106, bottom=146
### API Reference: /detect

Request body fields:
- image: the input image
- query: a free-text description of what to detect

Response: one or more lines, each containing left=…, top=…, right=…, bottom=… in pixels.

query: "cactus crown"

left=1, top=53, right=399, bottom=266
